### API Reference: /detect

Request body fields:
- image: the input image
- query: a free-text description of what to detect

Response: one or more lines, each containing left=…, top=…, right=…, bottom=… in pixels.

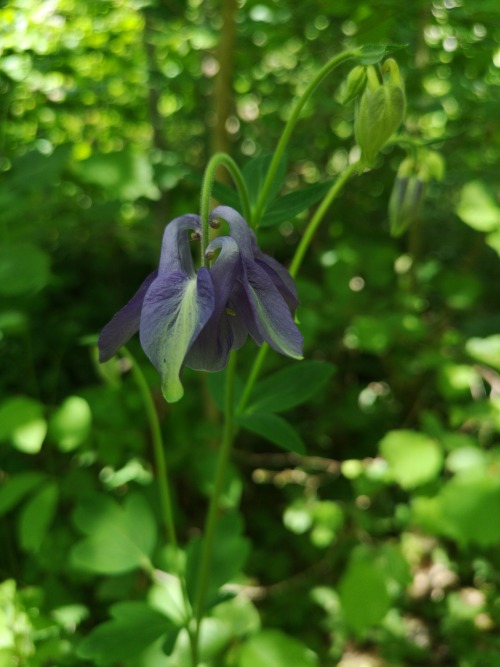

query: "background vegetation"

left=1, top=0, right=499, bottom=665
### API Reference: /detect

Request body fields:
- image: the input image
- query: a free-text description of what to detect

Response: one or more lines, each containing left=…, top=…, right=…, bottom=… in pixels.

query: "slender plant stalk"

left=193, top=352, right=237, bottom=660
left=237, top=162, right=360, bottom=413
left=200, top=153, right=251, bottom=264
left=122, top=347, right=198, bottom=664
left=122, top=346, right=178, bottom=548
left=252, top=48, right=360, bottom=226
left=288, top=161, right=360, bottom=277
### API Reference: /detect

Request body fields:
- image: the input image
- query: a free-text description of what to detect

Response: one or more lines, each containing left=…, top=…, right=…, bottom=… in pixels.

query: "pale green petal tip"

left=161, top=375, right=184, bottom=403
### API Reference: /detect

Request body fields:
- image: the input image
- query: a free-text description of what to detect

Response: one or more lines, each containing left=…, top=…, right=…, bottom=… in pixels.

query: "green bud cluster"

left=389, top=150, right=445, bottom=237
left=353, top=59, right=405, bottom=167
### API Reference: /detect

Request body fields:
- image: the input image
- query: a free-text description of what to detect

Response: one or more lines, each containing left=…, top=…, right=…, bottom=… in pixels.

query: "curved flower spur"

left=98, top=206, right=303, bottom=403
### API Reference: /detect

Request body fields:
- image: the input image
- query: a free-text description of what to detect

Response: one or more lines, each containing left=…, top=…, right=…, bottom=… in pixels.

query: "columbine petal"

left=242, top=260, right=303, bottom=359
left=98, top=270, right=158, bottom=362
left=211, top=205, right=303, bottom=360
left=185, top=236, right=246, bottom=371
left=158, top=214, right=201, bottom=275
left=139, top=268, right=214, bottom=402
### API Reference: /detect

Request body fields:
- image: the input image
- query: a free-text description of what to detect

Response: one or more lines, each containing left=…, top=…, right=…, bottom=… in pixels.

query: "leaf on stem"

left=244, top=360, right=335, bottom=413
left=236, top=412, right=305, bottom=454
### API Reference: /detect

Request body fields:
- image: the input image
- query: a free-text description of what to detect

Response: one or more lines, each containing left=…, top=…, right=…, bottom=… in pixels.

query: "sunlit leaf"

left=379, top=430, right=443, bottom=489
left=456, top=181, right=500, bottom=232
left=49, top=396, right=92, bottom=452
left=71, top=493, right=157, bottom=574
left=0, top=396, right=47, bottom=454
left=239, top=629, right=318, bottom=667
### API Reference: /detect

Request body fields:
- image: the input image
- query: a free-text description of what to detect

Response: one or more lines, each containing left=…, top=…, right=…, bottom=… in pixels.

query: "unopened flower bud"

left=354, top=59, right=405, bottom=167
left=341, top=65, right=367, bottom=105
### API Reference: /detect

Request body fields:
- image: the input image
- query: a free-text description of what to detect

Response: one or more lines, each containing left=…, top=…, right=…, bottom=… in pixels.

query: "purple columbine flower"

left=98, top=207, right=303, bottom=403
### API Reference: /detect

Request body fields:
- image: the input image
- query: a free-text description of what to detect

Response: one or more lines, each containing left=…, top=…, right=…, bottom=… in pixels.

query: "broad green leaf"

left=466, top=335, right=500, bottom=372
left=456, top=181, right=500, bottom=232
left=0, top=472, right=46, bottom=516
left=439, top=475, right=500, bottom=547
left=239, top=630, right=318, bottom=667
left=246, top=361, right=335, bottom=413
left=242, top=153, right=287, bottom=208
left=0, top=244, right=51, bottom=296
left=18, top=482, right=59, bottom=552
left=260, top=181, right=333, bottom=227
left=338, top=554, right=390, bottom=634
left=77, top=602, right=173, bottom=666
left=236, top=413, right=305, bottom=454
left=0, top=396, right=47, bottom=454
left=71, top=493, right=157, bottom=574
left=379, top=430, right=443, bottom=489
left=49, top=396, right=92, bottom=452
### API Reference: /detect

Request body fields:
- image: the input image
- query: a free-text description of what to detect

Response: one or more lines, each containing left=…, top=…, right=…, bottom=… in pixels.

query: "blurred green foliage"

left=1, top=0, right=500, bottom=665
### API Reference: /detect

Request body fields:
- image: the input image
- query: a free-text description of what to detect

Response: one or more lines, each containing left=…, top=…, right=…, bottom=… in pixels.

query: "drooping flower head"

left=98, top=207, right=303, bottom=402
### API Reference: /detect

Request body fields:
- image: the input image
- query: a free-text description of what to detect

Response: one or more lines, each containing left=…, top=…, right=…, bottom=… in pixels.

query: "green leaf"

left=236, top=413, right=305, bottom=454
left=439, top=475, right=500, bottom=547
left=49, top=396, right=92, bottom=452
left=71, top=493, right=157, bottom=574
left=239, top=630, right=318, bottom=667
left=246, top=361, right=335, bottom=413
left=260, top=181, right=333, bottom=227
left=379, top=430, right=443, bottom=489
left=0, top=396, right=47, bottom=454
left=456, top=181, right=500, bottom=232
left=242, top=153, right=287, bottom=208
left=338, top=552, right=390, bottom=634
left=0, top=244, right=51, bottom=296
left=466, top=335, right=500, bottom=372
left=77, top=602, right=173, bottom=666
left=0, top=472, right=46, bottom=516
left=18, top=482, right=59, bottom=552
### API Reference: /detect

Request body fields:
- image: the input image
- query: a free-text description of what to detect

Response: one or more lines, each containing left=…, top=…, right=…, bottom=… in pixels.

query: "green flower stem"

left=236, top=343, right=268, bottom=415
left=122, top=347, right=198, bottom=664
left=237, top=161, right=360, bottom=414
left=194, top=352, right=237, bottom=656
left=253, top=48, right=360, bottom=227
left=200, top=153, right=251, bottom=264
left=122, top=347, right=177, bottom=548
left=288, top=160, right=360, bottom=278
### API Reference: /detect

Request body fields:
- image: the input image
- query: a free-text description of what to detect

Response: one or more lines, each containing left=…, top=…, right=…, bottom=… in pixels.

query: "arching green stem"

left=200, top=153, right=251, bottom=264
left=253, top=48, right=360, bottom=227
